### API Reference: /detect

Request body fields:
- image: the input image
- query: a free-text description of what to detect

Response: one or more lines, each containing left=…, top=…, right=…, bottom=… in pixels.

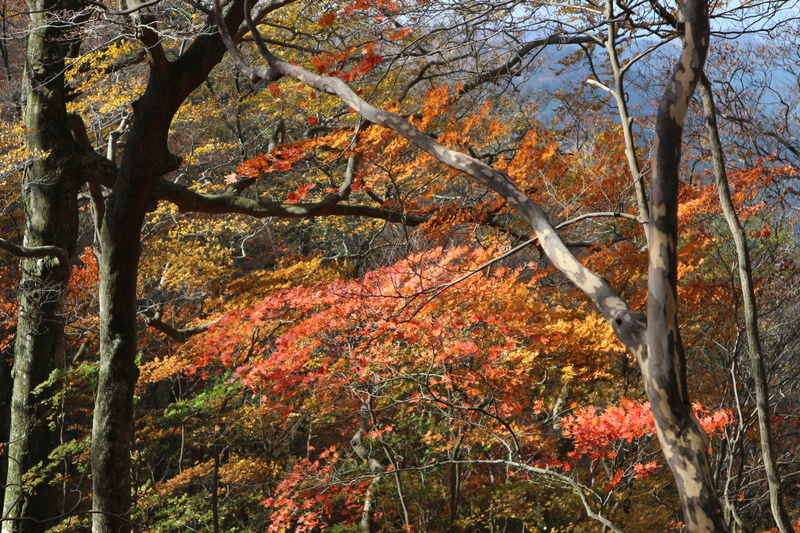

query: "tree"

left=210, top=0, right=731, bottom=528
left=2, top=0, right=799, bottom=531
left=1, top=1, right=102, bottom=528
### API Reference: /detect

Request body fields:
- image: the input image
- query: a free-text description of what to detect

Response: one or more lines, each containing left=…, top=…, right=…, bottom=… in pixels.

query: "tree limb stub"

left=0, top=237, right=70, bottom=267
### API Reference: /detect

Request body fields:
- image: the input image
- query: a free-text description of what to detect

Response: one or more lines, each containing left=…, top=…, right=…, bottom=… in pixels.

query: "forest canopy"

left=1, top=0, right=800, bottom=532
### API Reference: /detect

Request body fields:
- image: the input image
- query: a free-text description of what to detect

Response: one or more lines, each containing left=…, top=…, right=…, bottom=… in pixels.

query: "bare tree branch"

left=212, top=0, right=648, bottom=357
left=140, top=305, right=222, bottom=342
left=0, top=237, right=69, bottom=266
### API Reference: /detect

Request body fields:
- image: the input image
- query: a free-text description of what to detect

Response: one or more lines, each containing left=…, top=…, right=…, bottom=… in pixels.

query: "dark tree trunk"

left=89, top=6, right=244, bottom=531
left=1, top=0, right=82, bottom=529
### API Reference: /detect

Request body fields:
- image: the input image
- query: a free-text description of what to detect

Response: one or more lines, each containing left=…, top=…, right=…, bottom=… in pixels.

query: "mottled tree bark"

left=640, top=2, right=728, bottom=530
left=2, top=0, right=82, bottom=529
left=643, top=0, right=728, bottom=529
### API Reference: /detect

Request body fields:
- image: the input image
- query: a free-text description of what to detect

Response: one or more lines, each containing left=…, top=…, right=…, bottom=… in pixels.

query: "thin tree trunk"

left=1, top=1, right=82, bottom=529
left=603, top=0, right=649, bottom=231
left=0, top=345, right=11, bottom=519
left=698, top=74, right=793, bottom=533
left=352, top=400, right=385, bottom=533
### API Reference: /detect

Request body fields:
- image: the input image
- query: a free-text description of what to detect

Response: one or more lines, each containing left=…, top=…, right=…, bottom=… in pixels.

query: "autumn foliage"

left=2, top=0, right=800, bottom=531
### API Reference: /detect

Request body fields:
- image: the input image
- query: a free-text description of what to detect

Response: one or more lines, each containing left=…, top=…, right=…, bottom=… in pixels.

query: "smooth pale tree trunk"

left=699, top=75, right=793, bottom=533
left=1, top=1, right=82, bottom=529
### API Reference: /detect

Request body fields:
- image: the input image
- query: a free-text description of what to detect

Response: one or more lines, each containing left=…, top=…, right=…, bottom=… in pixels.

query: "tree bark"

left=643, top=1, right=728, bottom=529
left=2, top=0, right=82, bottom=529
left=698, top=74, right=793, bottom=533
left=89, top=4, right=245, bottom=531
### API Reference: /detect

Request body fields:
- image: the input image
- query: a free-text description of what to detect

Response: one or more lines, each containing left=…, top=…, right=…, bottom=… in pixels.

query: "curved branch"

left=212, top=2, right=647, bottom=357
left=0, top=237, right=69, bottom=266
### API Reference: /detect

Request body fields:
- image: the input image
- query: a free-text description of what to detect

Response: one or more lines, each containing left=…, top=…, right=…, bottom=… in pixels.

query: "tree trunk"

left=1, top=1, right=83, bottom=530
left=89, top=6, right=244, bottom=531
left=0, top=347, right=11, bottom=520
left=698, top=74, right=793, bottom=533
left=643, top=1, right=728, bottom=529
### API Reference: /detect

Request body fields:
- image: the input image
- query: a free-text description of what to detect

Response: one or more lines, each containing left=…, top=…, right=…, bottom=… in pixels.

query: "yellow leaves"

left=67, top=40, right=144, bottom=118
left=0, top=123, right=40, bottom=180
left=512, top=348, right=540, bottom=369
left=186, top=140, right=239, bottom=166
left=151, top=239, right=231, bottom=293
left=561, top=364, right=577, bottom=383
left=220, top=456, right=275, bottom=485
left=220, top=258, right=345, bottom=310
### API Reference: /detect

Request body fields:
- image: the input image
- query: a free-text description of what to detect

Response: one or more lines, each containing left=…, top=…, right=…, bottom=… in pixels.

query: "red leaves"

left=693, top=401, right=733, bottom=435
left=561, top=398, right=655, bottom=460
left=311, top=53, right=336, bottom=74
left=561, top=398, right=732, bottom=461
left=267, top=82, right=281, bottom=100
left=351, top=43, right=383, bottom=79
left=261, top=446, right=366, bottom=532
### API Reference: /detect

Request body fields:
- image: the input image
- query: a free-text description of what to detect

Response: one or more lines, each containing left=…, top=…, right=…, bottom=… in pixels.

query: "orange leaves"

left=341, top=0, right=400, bottom=14
left=230, top=142, right=313, bottom=181
left=317, top=11, right=336, bottom=27
left=286, top=183, right=317, bottom=204
left=693, top=401, right=733, bottom=435
left=388, top=27, right=412, bottom=40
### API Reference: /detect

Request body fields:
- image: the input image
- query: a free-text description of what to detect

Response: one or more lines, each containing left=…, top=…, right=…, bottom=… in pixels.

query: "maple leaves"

left=262, top=446, right=368, bottom=532
left=238, top=145, right=309, bottom=177
left=562, top=398, right=730, bottom=462
left=138, top=242, right=661, bottom=528
left=2, top=0, right=797, bottom=530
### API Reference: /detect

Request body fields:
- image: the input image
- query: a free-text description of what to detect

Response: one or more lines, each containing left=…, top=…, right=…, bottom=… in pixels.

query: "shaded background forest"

left=1, top=0, right=800, bottom=531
